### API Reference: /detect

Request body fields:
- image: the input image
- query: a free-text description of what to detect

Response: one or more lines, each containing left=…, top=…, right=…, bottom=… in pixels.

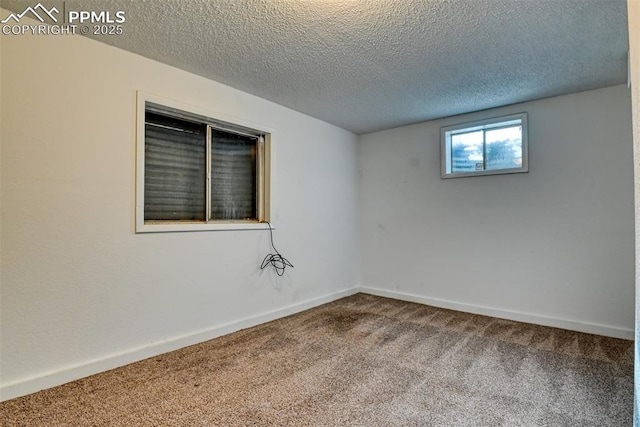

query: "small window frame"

left=136, top=91, right=272, bottom=233
left=441, top=113, right=528, bottom=179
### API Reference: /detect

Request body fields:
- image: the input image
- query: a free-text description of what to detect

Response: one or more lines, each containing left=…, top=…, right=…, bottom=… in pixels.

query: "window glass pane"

left=485, top=125, right=522, bottom=171
left=210, top=130, right=257, bottom=221
left=144, top=112, right=206, bottom=221
left=451, top=130, right=484, bottom=173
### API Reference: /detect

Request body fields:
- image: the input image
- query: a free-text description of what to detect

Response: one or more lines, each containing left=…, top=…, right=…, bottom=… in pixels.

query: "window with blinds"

left=137, top=96, right=270, bottom=231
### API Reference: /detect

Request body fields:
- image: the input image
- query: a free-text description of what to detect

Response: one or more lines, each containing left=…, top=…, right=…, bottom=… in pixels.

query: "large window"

left=136, top=93, right=271, bottom=233
left=441, top=113, right=528, bottom=178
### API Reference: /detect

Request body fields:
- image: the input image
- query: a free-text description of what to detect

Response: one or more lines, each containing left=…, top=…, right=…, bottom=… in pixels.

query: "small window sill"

left=441, top=167, right=528, bottom=179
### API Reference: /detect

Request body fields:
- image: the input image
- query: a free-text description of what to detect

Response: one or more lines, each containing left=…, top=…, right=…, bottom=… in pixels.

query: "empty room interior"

left=1, top=0, right=640, bottom=425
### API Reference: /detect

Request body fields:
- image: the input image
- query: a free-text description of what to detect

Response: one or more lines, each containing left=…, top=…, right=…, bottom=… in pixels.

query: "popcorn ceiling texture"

left=1, top=0, right=627, bottom=134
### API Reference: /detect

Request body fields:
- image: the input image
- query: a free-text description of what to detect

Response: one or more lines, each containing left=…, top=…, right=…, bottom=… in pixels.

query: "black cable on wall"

left=260, top=222, right=293, bottom=276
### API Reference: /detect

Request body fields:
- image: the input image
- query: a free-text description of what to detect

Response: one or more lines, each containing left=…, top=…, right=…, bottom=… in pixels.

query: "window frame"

left=136, top=91, right=272, bottom=233
left=440, top=113, right=528, bottom=179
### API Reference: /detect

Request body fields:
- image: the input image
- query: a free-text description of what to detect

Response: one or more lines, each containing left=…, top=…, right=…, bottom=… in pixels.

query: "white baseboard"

left=3, top=285, right=632, bottom=402
left=0, top=287, right=359, bottom=402
left=360, top=287, right=634, bottom=340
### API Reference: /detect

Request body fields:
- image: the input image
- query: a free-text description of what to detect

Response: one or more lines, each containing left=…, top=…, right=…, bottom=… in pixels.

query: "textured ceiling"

left=1, top=0, right=629, bottom=134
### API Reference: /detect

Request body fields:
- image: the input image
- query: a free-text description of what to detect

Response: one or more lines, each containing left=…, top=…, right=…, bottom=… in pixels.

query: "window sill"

left=136, top=221, right=272, bottom=233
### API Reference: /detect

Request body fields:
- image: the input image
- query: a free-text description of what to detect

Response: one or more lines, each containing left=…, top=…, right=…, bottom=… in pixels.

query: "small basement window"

left=441, top=113, right=528, bottom=178
left=136, top=93, right=271, bottom=233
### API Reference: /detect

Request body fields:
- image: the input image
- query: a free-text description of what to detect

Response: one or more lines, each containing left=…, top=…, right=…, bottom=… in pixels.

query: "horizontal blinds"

left=210, top=130, right=257, bottom=220
left=144, top=112, right=206, bottom=221
left=146, top=102, right=263, bottom=138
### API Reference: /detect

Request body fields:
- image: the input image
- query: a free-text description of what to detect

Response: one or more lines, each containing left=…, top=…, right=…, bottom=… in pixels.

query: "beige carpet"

left=0, top=294, right=633, bottom=426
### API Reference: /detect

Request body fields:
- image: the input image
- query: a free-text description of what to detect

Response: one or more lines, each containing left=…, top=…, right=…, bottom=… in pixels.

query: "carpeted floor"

left=0, top=293, right=633, bottom=426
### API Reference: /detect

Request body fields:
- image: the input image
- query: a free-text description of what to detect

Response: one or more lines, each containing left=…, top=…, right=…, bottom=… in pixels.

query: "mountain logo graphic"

left=1, top=3, right=59, bottom=24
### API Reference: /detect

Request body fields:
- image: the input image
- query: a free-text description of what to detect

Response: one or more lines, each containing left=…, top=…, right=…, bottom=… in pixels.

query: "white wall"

left=359, top=85, right=635, bottom=338
left=627, top=0, right=640, bottom=425
left=0, top=20, right=360, bottom=400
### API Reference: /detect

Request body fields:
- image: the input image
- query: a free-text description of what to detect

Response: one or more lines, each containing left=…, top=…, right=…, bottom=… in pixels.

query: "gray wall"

left=358, top=85, right=634, bottom=337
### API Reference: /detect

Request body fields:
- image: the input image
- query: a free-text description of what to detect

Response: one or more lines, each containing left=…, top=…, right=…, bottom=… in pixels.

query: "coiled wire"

left=260, top=222, right=293, bottom=276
